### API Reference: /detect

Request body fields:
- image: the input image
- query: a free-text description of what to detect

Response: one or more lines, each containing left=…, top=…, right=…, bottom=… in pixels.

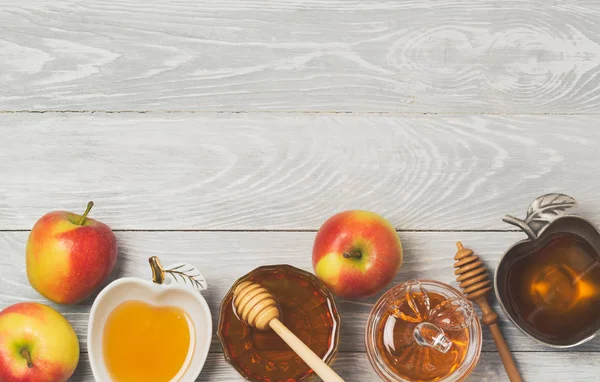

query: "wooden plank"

left=2, top=231, right=599, bottom=353
left=2, top=1, right=600, bottom=112
left=2, top=113, right=600, bottom=230
left=70, top=352, right=600, bottom=381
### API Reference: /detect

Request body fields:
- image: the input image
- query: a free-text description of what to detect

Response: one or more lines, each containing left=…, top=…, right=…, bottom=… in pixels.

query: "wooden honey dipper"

left=233, top=281, right=345, bottom=382
left=453, top=242, right=523, bottom=382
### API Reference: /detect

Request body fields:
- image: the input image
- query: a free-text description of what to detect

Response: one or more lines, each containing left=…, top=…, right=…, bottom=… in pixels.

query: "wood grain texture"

left=2, top=231, right=600, bottom=353
left=68, top=352, right=600, bottom=381
left=2, top=113, right=600, bottom=230
left=2, top=1, right=600, bottom=112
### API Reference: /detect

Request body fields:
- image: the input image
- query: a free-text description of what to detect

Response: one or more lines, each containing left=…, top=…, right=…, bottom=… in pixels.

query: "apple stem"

left=343, top=250, right=362, bottom=259
left=21, top=349, right=33, bottom=368
left=78, top=201, right=94, bottom=225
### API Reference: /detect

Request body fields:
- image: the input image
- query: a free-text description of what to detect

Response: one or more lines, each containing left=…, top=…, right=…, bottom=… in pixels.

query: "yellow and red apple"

left=0, top=302, right=79, bottom=382
left=26, top=202, right=118, bottom=305
left=312, top=210, right=403, bottom=299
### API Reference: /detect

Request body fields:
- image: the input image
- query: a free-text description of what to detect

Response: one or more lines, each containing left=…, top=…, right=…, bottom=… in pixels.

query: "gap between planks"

left=2, top=110, right=600, bottom=116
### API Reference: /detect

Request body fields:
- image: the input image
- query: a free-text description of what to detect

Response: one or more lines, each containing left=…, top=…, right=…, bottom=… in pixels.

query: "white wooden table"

left=2, top=1, right=600, bottom=381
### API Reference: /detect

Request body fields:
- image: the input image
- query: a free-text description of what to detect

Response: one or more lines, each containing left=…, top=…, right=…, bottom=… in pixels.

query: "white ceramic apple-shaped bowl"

left=88, top=257, right=212, bottom=382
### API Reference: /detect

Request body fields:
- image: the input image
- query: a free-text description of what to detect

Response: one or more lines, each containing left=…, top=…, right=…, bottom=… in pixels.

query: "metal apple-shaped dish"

left=495, top=193, right=600, bottom=348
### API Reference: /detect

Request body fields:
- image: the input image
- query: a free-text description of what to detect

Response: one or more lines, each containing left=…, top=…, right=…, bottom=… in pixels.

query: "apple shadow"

left=106, top=240, right=127, bottom=283
left=194, top=292, right=222, bottom=381
left=194, top=353, right=221, bottom=382
left=71, top=353, right=93, bottom=379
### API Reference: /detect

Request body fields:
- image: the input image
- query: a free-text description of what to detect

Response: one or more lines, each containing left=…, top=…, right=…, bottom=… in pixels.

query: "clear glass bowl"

left=365, top=280, right=482, bottom=382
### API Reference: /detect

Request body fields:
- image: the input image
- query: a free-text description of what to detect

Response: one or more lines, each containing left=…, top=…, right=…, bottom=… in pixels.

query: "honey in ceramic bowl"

left=218, top=265, right=341, bottom=382
left=103, top=300, right=193, bottom=382
left=87, top=273, right=212, bottom=382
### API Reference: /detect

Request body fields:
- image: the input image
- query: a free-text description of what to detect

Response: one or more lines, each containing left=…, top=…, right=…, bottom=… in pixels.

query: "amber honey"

left=375, top=291, right=470, bottom=381
left=366, top=280, right=481, bottom=382
left=218, top=265, right=340, bottom=382
left=507, top=232, right=600, bottom=345
left=103, top=300, right=192, bottom=382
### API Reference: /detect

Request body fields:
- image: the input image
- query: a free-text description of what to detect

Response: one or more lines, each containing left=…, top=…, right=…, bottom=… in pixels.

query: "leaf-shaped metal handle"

left=525, top=193, right=577, bottom=224
left=503, top=193, right=578, bottom=240
left=149, top=256, right=208, bottom=292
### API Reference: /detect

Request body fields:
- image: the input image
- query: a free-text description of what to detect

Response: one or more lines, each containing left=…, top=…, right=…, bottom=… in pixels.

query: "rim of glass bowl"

left=365, top=279, right=482, bottom=382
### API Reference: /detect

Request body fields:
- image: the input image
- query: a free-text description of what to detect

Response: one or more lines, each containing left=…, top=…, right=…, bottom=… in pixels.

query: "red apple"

left=26, top=202, right=118, bottom=305
left=0, top=302, right=79, bottom=382
left=312, top=210, right=403, bottom=299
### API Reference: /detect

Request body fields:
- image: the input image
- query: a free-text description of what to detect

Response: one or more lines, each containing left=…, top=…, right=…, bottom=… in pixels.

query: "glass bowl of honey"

left=365, top=280, right=482, bottom=382
left=218, top=264, right=341, bottom=382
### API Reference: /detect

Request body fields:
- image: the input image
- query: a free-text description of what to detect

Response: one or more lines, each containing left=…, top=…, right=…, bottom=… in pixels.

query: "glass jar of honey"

left=218, top=265, right=340, bottom=382
left=365, top=280, right=482, bottom=382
